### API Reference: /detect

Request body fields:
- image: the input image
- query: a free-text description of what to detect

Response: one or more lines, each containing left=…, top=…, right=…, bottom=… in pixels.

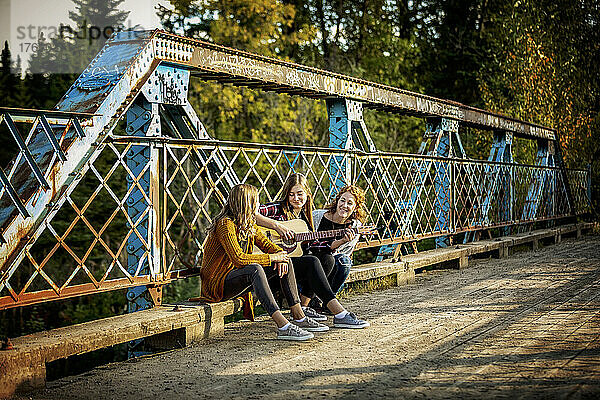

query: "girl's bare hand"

left=275, top=261, right=289, bottom=277
left=275, top=224, right=295, bottom=242
left=270, top=251, right=290, bottom=263
left=342, top=228, right=356, bottom=243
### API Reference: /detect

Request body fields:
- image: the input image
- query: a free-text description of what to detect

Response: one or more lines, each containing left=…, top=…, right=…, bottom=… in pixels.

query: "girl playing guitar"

left=256, top=174, right=370, bottom=327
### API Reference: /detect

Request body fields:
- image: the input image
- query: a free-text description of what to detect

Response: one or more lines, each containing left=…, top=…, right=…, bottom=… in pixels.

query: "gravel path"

left=18, top=235, right=600, bottom=399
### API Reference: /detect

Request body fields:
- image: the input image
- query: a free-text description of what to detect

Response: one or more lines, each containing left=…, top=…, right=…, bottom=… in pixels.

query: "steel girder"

left=124, top=97, right=161, bottom=356
left=464, top=131, right=515, bottom=242
left=521, top=139, right=556, bottom=224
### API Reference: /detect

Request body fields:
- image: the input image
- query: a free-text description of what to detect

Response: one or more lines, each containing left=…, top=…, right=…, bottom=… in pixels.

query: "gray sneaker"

left=292, top=316, right=330, bottom=332
left=333, top=312, right=370, bottom=329
left=277, top=323, right=314, bottom=341
left=301, top=306, right=327, bottom=322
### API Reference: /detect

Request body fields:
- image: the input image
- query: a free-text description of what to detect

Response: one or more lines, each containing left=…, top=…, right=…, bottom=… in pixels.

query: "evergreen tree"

left=1, top=0, right=132, bottom=339
left=27, top=0, right=130, bottom=106
left=0, top=41, right=25, bottom=167
left=0, top=41, right=21, bottom=107
left=414, top=0, right=492, bottom=106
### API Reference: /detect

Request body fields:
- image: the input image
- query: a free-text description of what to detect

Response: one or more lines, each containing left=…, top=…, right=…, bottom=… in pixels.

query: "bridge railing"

left=0, top=135, right=591, bottom=310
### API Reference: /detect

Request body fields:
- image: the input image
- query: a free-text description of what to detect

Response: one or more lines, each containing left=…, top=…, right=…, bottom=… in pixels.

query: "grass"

left=337, top=274, right=399, bottom=299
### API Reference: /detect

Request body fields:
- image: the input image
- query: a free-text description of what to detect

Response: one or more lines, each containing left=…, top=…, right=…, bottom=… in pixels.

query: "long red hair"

left=326, top=185, right=366, bottom=223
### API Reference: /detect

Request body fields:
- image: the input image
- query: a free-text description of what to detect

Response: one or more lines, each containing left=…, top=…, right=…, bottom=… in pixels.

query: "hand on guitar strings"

left=275, top=223, right=295, bottom=242
left=341, top=228, right=356, bottom=243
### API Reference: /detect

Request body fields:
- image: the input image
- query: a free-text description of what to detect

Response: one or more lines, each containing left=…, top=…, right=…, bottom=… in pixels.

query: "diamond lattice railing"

left=0, top=142, right=155, bottom=308
left=162, top=141, right=355, bottom=275
left=0, top=134, right=592, bottom=310
left=567, top=169, right=591, bottom=215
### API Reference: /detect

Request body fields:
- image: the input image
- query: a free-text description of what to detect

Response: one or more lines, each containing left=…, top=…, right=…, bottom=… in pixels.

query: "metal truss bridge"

left=0, top=30, right=592, bottom=328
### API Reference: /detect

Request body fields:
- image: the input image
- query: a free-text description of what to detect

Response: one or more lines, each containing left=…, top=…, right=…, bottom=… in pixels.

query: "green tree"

left=479, top=0, right=600, bottom=165
left=478, top=0, right=599, bottom=210
left=0, top=41, right=24, bottom=107
left=414, top=0, right=493, bottom=106
left=159, top=0, right=425, bottom=152
left=159, top=0, right=326, bottom=146
left=0, top=42, right=29, bottom=167
left=27, top=0, right=129, bottom=106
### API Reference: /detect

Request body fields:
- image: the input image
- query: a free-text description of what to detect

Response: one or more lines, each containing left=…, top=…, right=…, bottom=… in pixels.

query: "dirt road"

left=19, top=235, right=600, bottom=399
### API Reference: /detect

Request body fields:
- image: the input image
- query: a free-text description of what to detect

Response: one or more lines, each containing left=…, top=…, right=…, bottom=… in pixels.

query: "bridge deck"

left=14, top=231, right=600, bottom=399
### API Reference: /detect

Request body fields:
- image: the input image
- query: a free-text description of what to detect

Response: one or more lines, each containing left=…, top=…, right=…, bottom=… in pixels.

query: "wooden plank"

left=0, top=301, right=237, bottom=397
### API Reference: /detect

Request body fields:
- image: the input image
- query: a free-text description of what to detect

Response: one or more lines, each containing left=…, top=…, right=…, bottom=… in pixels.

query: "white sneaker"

left=292, top=316, right=330, bottom=332
left=333, top=312, right=370, bottom=329
left=277, top=324, right=314, bottom=341
left=301, top=306, right=327, bottom=321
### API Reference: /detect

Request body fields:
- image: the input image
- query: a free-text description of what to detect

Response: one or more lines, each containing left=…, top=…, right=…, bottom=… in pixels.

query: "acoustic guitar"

left=257, top=219, right=376, bottom=257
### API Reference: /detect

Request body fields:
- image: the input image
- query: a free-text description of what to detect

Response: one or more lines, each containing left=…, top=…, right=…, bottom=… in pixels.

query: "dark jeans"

left=222, top=262, right=300, bottom=316
left=316, top=253, right=336, bottom=279
left=330, top=254, right=352, bottom=294
left=291, top=255, right=337, bottom=306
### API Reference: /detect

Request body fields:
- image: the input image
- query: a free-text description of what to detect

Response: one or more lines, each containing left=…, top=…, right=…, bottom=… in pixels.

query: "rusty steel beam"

left=0, top=107, right=97, bottom=119
left=152, top=30, right=555, bottom=140
left=0, top=276, right=167, bottom=311
left=0, top=31, right=157, bottom=293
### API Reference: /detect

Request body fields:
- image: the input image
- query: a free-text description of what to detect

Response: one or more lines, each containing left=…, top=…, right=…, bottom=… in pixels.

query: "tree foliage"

left=479, top=0, right=600, bottom=167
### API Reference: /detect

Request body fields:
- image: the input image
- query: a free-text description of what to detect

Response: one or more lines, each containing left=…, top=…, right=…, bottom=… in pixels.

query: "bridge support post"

left=326, top=99, right=354, bottom=197
left=467, top=130, right=514, bottom=241
left=377, top=117, right=463, bottom=259
left=125, top=96, right=162, bottom=357
left=498, top=132, right=514, bottom=235
left=326, top=98, right=377, bottom=193
left=587, top=163, right=592, bottom=208
left=425, top=118, right=457, bottom=248
left=522, top=139, right=555, bottom=229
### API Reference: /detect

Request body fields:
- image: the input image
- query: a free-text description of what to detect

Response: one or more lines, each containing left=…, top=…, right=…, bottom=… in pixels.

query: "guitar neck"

left=295, top=228, right=353, bottom=242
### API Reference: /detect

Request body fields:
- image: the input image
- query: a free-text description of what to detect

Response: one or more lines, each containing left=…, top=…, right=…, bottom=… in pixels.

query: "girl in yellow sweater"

left=200, top=184, right=328, bottom=341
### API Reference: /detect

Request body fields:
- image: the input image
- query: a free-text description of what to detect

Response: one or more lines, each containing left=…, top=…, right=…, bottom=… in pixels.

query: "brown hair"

left=277, top=173, right=315, bottom=230
left=326, top=185, right=367, bottom=223
left=207, top=184, right=258, bottom=241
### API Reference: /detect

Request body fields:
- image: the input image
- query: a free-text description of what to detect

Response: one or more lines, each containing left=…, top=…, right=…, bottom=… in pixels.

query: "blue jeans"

left=330, top=254, right=352, bottom=294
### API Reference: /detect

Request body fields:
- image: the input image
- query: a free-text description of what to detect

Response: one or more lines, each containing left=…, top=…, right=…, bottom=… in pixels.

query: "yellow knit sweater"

left=200, top=217, right=282, bottom=317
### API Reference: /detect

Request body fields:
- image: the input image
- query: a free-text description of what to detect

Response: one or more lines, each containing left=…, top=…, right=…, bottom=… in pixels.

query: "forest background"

left=0, top=0, right=598, bottom=339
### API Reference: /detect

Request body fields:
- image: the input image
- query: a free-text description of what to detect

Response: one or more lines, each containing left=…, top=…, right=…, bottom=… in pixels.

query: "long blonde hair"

left=326, top=185, right=367, bottom=223
left=207, top=184, right=258, bottom=241
left=278, top=173, right=315, bottom=230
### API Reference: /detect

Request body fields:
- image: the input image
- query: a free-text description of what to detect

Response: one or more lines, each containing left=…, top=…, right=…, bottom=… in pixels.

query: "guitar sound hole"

left=283, top=238, right=295, bottom=246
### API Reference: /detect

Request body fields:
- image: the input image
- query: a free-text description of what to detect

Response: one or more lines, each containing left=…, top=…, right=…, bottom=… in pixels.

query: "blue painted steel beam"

left=588, top=164, right=592, bottom=206
left=125, top=97, right=158, bottom=357
left=522, top=139, right=554, bottom=222
left=431, top=122, right=451, bottom=248
left=39, top=115, right=67, bottom=161
left=377, top=117, right=458, bottom=259
left=71, top=118, right=86, bottom=138
left=465, top=131, right=513, bottom=242
left=494, top=132, right=513, bottom=232
left=326, top=99, right=352, bottom=198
